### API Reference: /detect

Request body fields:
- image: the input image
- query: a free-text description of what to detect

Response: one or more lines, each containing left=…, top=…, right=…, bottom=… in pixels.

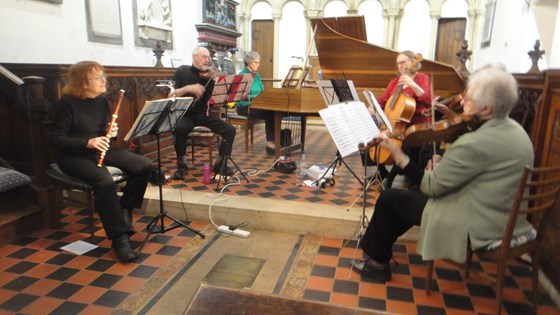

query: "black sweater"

left=50, top=95, right=111, bottom=160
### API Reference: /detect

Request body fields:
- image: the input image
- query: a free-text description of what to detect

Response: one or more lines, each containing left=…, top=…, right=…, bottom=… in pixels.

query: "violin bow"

left=430, top=73, right=437, bottom=155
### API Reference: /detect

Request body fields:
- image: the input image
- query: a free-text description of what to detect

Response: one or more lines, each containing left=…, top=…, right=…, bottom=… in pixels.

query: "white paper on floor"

left=60, top=240, right=98, bottom=255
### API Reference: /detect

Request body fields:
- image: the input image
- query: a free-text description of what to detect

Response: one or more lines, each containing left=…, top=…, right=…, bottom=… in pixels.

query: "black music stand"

left=314, top=80, right=363, bottom=187
left=209, top=73, right=254, bottom=189
left=124, top=96, right=205, bottom=257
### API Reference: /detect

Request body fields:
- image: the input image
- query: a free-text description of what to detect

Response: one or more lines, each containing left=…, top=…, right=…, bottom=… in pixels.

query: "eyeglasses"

left=396, top=60, right=409, bottom=66
left=89, top=74, right=107, bottom=81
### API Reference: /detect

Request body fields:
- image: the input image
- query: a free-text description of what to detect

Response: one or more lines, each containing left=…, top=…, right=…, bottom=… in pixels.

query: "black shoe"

left=112, top=234, right=135, bottom=262
left=213, top=162, right=235, bottom=176
left=266, top=146, right=275, bottom=156
left=351, top=259, right=391, bottom=282
left=173, top=163, right=188, bottom=180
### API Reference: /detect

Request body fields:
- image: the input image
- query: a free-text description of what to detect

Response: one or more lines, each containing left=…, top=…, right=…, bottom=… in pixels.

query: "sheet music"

left=317, top=79, right=360, bottom=106
left=363, top=89, right=393, bottom=133
left=319, top=101, right=379, bottom=158
left=209, top=73, right=254, bottom=105
left=124, top=97, right=192, bottom=141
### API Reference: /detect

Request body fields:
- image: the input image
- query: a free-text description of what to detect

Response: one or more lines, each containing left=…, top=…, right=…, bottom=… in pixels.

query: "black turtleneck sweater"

left=50, top=95, right=111, bottom=160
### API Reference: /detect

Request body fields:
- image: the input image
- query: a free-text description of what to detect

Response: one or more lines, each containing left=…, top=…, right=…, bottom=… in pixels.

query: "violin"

left=199, top=68, right=219, bottom=79
left=434, top=93, right=463, bottom=116
left=358, top=114, right=481, bottom=155
left=369, top=53, right=423, bottom=164
left=402, top=114, right=481, bottom=148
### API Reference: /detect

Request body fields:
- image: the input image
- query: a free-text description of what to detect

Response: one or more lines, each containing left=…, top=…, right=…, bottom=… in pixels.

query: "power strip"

left=217, top=225, right=251, bottom=238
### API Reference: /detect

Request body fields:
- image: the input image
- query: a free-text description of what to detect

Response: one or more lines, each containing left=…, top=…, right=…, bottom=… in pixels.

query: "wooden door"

left=251, top=20, right=274, bottom=87
left=435, top=18, right=466, bottom=70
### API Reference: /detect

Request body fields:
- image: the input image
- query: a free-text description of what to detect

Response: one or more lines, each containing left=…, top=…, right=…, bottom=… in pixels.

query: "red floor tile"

left=67, top=286, right=107, bottom=304
left=79, top=304, right=114, bottom=315
left=305, top=275, right=334, bottom=292
left=20, top=296, right=64, bottom=315
left=329, top=292, right=359, bottom=308
left=21, top=278, right=62, bottom=296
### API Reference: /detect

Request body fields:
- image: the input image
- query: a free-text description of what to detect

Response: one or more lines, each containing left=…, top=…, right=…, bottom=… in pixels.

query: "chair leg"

left=465, top=248, right=473, bottom=279
left=208, top=137, right=213, bottom=167
left=191, top=140, right=195, bottom=164
left=250, top=122, right=254, bottom=145
left=532, top=251, right=540, bottom=314
left=426, top=260, right=434, bottom=295
left=244, top=124, right=249, bottom=153
left=87, top=191, right=95, bottom=238
left=495, top=258, right=506, bottom=315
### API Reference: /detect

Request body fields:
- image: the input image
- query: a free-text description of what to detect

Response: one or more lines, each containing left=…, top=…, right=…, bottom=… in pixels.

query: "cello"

left=370, top=53, right=423, bottom=164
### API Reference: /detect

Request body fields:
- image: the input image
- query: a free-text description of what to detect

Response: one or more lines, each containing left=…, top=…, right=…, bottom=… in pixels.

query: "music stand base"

left=136, top=211, right=205, bottom=258
left=215, top=155, right=249, bottom=189
left=136, top=131, right=205, bottom=258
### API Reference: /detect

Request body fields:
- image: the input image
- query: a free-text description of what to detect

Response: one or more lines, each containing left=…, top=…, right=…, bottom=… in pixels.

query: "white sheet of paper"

left=60, top=240, right=98, bottom=255
left=319, top=101, right=379, bottom=158
left=363, top=90, right=393, bottom=133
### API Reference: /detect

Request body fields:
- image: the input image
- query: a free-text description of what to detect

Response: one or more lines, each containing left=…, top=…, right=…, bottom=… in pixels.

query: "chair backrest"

left=502, top=165, right=560, bottom=251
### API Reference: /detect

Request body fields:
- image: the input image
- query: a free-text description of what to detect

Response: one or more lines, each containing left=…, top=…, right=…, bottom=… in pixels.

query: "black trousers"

left=236, top=106, right=275, bottom=142
left=173, top=111, right=236, bottom=159
left=360, top=188, right=428, bottom=264
left=58, top=149, right=153, bottom=240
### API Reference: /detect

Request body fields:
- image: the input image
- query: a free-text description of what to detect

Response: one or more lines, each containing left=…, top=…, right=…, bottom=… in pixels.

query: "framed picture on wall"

left=85, top=0, right=123, bottom=45
left=481, top=0, right=497, bottom=47
left=133, top=0, right=174, bottom=49
left=203, top=0, right=237, bottom=29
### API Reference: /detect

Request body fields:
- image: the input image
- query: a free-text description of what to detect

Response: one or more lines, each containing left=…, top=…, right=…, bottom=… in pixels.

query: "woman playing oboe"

left=50, top=61, right=153, bottom=262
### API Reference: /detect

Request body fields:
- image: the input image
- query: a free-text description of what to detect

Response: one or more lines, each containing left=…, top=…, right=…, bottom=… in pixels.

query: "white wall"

left=474, top=0, right=544, bottom=72
left=0, top=0, right=201, bottom=67
left=1, top=0, right=558, bottom=73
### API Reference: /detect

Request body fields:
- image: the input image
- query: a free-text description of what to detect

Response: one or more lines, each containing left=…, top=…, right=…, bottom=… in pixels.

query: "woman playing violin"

left=368, top=50, right=432, bottom=187
left=352, top=65, right=534, bottom=283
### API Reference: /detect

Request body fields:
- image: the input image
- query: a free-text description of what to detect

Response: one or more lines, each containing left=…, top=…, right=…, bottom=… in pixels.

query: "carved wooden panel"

left=530, top=70, right=560, bottom=292
left=1, top=63, right=175, bottom=161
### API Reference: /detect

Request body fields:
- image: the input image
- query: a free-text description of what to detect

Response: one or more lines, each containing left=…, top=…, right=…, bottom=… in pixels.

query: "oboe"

left=97, top=89, right=125, bottom=167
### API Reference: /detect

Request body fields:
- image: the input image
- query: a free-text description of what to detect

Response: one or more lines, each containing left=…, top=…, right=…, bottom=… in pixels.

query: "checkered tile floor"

left=159, top=123, right=376, bottom=208
left=0, top=207, right=207, bottom=314
left=1, top=124, right=559, bottom=314
left=284, top=236, right=560, bottom=315
left=1, top=212, right=560, bottom=314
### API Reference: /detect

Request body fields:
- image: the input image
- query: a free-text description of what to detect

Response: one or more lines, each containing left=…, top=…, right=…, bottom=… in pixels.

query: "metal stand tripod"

left=312, top=151, right=363, bottom=188
left=136, top=111, right=205, bottom=257
left=347, top=149, right=385, bottom=279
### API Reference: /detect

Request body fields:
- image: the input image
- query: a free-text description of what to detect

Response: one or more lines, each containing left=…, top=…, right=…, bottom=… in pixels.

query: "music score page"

left=319, top=101, right=379, bottom=158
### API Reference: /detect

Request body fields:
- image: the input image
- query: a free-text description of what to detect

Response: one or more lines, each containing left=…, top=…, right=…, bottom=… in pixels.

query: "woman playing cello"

left=367, top=50, right=432, bottom=188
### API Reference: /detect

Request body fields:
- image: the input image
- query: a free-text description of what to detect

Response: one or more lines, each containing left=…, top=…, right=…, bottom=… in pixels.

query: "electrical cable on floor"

left=205, top=157, right=282, bottom=235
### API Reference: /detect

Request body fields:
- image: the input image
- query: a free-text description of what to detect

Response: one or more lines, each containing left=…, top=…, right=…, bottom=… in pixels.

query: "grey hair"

left=467, top=64, right=518, bottom=118
left=193, top=46, right=209, bottom=56
left=244, top=51, right=260, bottom=66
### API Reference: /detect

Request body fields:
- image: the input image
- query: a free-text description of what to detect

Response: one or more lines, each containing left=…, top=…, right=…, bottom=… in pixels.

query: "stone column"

left=429, top=9, right=441, bottom=59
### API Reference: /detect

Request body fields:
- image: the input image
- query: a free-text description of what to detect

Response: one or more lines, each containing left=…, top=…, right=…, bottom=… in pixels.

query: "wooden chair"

left=226, top=112, right=264, bottom=153
left=187, top=126, right=217, bottom=168
left=425, top=165, right=560, bottom=314
left=47, top=164, right=128, bottom=237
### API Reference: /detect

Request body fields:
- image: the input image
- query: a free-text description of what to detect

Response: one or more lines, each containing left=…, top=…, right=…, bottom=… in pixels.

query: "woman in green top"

left=236, top=51, right=276, bottom=155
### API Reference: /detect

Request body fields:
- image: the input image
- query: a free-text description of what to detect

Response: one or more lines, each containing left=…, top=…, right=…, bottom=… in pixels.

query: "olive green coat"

left=417, top=117, right=534, bottom=262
